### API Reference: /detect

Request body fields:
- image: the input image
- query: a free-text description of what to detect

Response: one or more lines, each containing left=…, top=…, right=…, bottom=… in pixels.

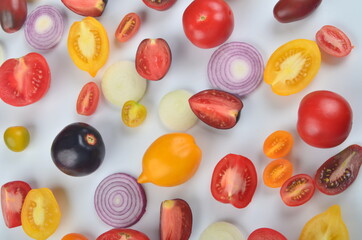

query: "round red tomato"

left=248, top=228, right=287, bottom=240
left=0, top=52, right=51, bottom=106
left=297, top=90, right=352, bottom=148
left=96, top=228, right=149, bottom=240
left=182, top=0, right=234, bottom=49
left=280, top=174, right=315, bottom=207
left=316, top=25, right=353, bottom=57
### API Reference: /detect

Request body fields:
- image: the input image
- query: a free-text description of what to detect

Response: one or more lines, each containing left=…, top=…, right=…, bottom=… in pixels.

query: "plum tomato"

left=248, top=228, right=287, bottom=240
left=62, top=233, right=88, bottom=240
left=61, top=0, right=107, bottom=17
left=135, top=38, right=171, bottom=81
left=1, top=181, right=31, bottom=228
left=96, top=228, right=150, bottom=240
left=0, top=0, right=27, bottom=33
left=188, top=89, right=243, bottom=129
left=263, top=130, right=294, bottom=159
left=264, top=39, right=321, bottom=96
left=4, top=126, right=30, bottom=152
left=76, top=81, right=100, bottom=116
left=273, top=0, right=322, bottom=23
left=211, top=154, right=257, bottom=208
left=0, top=52, right=51, bottom=106
left=182, top=0, right=234, bottom=49
left=316, top=25, right=353, bottom=57
left=115, top=12, right=141, bottom=43
left=280, top=174, right=315, bottom=207
left=315, top=144, right=362, bottom=195
left=142, top=0, right=177, bottom=11
left=263, top=159, right=293, bottom=188
left=122, top=100, right=147, bottom=128
left=297, top=90, right=352, bottom=148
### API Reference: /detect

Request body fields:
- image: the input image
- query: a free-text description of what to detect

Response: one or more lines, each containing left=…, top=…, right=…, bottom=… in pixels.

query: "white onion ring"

left=94, top=173, right=147, bottom=228
left=208, top=42, right=264, bottom=97
left=24, top=5, right=65, bottom=50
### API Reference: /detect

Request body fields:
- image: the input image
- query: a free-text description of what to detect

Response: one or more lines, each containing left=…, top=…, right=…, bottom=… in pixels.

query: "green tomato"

left=4, top=126, right=30, bottom=152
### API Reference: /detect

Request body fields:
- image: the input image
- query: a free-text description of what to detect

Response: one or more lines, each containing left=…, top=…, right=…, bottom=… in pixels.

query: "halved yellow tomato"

left=68, top=17, right=109, bottom=77
left=264, top=39, right=321, bottom=96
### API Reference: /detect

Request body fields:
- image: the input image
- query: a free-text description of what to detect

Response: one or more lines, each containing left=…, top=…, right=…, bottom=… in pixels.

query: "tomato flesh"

left=96, top=228, right=150, bottom=240
left=0, top=52, right=51, bottom=106
left=316, top=25, right=353, bottom=57
left=211, top=154, right=257, bottom=208
left=0, top=0, right=27, bottom=33
left=115, top=12, right=141, bottom=43
left=76, top=81, right=100, bottom=116
left=280, top=174, right=315, bottom=206
left=142, top=0, right=177, bottom=11
left=263, top=130, right=294, bottom=159
left=248, top=227, right=287, bottom=240
left=263, top=159, right=293, bottom=188
left=122, top=100, right=147, bottom=127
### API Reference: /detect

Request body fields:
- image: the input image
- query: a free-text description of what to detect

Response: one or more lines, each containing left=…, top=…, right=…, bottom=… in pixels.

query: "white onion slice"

left=208, top=42, right=264, bottom=97
left=199, top=221, right=245, bottom=240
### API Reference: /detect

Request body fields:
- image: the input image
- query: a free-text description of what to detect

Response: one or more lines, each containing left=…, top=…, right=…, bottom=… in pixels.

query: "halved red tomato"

left=316, top=25, right=353, bottom=57
left=96, top=228, right=150, bottom=240
left=115, top=12, right=141, bottom=43
left=135, top=38, right=171, bottom=81
left=248, top=227, right=287, bottom=240
left=1, top=181, right=31, bottom=228
left=0, top=52, right=51, bottom=106
left=211, top=154, right=257, bottom=208
left=142, top=0, right=177, bottom=11
left=76, top=81, right=100, bottom=116
left=280, top=174, right=315, bottom=207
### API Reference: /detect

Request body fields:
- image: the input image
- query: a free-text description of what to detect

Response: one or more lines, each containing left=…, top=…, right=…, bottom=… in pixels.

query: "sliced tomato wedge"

left=76, top=81, right=100, bottom=116
left=142, top=0, right=177, bottom=11
left=280, top=174, right=315, bottom=207
left=0, top=52, right=51, bottom=106
left=248, top=227, right=287, bottom=240
left=316, top=25, right=353, bottom=57
left=211, top=154, right=257, bottom=208
left=96, top=228, right=150, bottom=240
left=115, top=12, right=141, bottom=43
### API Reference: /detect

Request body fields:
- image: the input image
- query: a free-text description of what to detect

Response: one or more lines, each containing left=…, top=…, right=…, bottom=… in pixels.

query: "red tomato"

left=316, top=25, right=353, bottom=57
left=96, top=228, right=150, bottom=240
left=273, top=0, right=322, bottom=23
left=188, top=89, right=243, bottom=129
left=280, top=174, right=315, bottom=207
left=211, top=154, right=257, bottom=208
left=142, top=0, right=176, bottom=11
left=0, top=0, right=27, bottom=33
left=0, top=52, right=51, bottom=106
left=115, top=12, right=141, bottom=43
left=297, top=90, right=352, bottom=148
left=76, top=81, right=100, bottom=116
left=182, top=0, right=234, bottom=49
left=248, top=228, right=287, bottom=240
left=1, top=181, right=31, bottom=228
left=135, top=38, right=171, bottom=81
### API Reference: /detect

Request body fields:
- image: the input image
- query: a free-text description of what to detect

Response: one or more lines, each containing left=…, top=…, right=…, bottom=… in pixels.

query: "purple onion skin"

left=0, top=0, right=27, bottom=33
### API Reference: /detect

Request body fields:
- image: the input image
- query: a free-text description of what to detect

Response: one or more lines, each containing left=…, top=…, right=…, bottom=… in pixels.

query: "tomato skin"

left=273, top=0, right=322, bottom=23
left=297, top=90, right=352, bottom=148
left=142, top=0, right=176, bottom=11
left=0, top=0, right=27, bottom=33
left=1, top=181, right=31, bottom=228
left=211, top=154, right=257, bottom=208
left=115, top=12, right=141, bottom=43
left=315, top=144, right=362, bottom=195
left=61, top=0, right=107, bottom=17
left=263, top=159, right=293, bottom=188
left=0, top=52, right=51, bottom=106
left=248, top=228, right=287, bottom=240
left=316, top=25, right=353, bottom=57
left=263, top=130, right=294, bottom=159
left=76, top=82, right=100, bottom=116
left=96, top=228, right=150, bottom=240
left=182, top=0, right=234, bottom=49
left=122, top=100, right=147, bottom=127
left=4, top=126, right=30, bottom=152
left=62, top=233, right=88, bottom=240
left=280, top=174, right=315, bottom=207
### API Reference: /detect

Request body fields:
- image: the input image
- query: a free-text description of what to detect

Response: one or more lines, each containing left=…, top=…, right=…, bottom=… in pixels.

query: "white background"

left=1, top=0, right=361, bottom=239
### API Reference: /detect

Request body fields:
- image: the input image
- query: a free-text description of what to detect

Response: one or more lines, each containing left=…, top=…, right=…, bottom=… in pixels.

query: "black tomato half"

left=51, top=122, right=105, bottom=176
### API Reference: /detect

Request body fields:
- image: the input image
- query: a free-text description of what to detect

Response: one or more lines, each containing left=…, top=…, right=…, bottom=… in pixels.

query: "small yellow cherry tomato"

left=121, top=100, right=147, bottom=127
left=4, top=126, right=30, bottom=152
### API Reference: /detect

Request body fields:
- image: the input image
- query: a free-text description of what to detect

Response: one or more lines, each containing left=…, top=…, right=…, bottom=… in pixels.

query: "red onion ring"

left=208, top=42, right=264, bottom=97
left=94, top=173, right=147, bottom=228
left=24, top=5, right=65, bottom=50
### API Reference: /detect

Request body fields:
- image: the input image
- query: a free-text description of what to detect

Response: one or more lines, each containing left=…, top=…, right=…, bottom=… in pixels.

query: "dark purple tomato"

left=51, top=122, right=105, bottom=176
left=0, top=0, right=27, bottom=33
left=273, top=0, right=322, bottom=23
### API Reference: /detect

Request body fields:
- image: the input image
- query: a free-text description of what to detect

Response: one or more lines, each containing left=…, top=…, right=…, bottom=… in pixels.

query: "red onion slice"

left=208, top=42, right=264, bottom=97
left=94, top=173, right=147, bottom=228
left=24, top=5, right=65, bottom=50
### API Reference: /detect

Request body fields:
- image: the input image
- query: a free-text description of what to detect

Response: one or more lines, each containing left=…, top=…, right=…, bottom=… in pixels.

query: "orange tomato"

left=62, top=233, right=88, bottom=240
left=263, top=159, right=293, bottom=188
left=263, top=130, right=294, bottom=159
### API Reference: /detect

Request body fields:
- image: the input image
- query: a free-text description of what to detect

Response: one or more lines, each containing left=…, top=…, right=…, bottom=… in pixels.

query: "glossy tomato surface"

left=211, top=154, right=257, bottom=208
left=297, top=90, right=352, bottom=148
left=3, top=126, right=30, bottom=152
left=273, top=0, right=322, bottom=23
left=182, top=0, right=234, bottom=49
left=280, top=174, right=315, bottom=207
left=62, top=233, right=88, bottom=240
left=316, top=25, right=353, bottom=57
left=96, top=228, right=150, bottom=240
left=115, top=12, right=140, bottom=43
left=0, top=0, right=27, bottom=33
left=142, top=0, right=177, bottom=11
left=0, top=52, right=51, bottom=106
left=76, top=81, right=100, bottom=116
left=248, top=227, right=287, bottom=240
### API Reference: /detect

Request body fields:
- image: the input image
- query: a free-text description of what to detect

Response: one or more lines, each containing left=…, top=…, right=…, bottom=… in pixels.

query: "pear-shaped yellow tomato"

left=138, top=133, right=202, bottom=187
left=299, top=205, right=349, bottom=240
left=68, top=17, right=109, bottom=77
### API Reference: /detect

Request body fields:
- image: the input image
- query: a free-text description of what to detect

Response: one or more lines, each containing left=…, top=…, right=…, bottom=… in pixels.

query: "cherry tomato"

left=0, top=52, right=51, bottom=106
left=62, top=233, right=88, bottom=240
left=264, top=39, right=321, bottom=96
left=316, top=25, right=353, bottom=57
left=315, top=144, right=362, bottom=195
left=142, top=0, right=176, bottom=11
left=21, top=188, right=61, bottom=240
left=211, top=154, right=257, bottom=208
left=76, top=81, right=100, bottom=116
left=4, top=126, right=30, bottom=152
left=297, top=90, right=352, bottom=148
left=248, top=228, right=287, bottom=240
left=61, top=0, right=107, bottom=17
left=273, top=0, right=322, bottom=23
left=68, top=17, right=109, bottom=77
left=263, top=130, right=294, bottom=159
left=1, top=181, right=31, bottom=228
left=135, top=38, right=171, bottom=81
left=0, top=0, right=27, bottom=33
left=280, top=174, right=315, bottom=207
left=182, top=0, right=234, bottom=49
left=115, top=12, right=141, bottom=43
left=263, top=159, right=293, bottom=188
left=122, top=100, right=147, bottom=127
left=96, top=228, right=150, bottom=240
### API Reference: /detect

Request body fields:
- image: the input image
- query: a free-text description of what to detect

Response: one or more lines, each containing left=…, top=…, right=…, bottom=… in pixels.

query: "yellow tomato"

left=138, top=133, right=202, bottom=187
left=4, top=126, right=30, bottom=152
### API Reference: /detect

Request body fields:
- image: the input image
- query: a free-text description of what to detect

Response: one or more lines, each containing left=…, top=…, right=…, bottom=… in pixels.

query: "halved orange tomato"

left=68, top=17, right=109, bottom=77
left=263, top=130, right=294, bottom=159
left=263, top=159, right=293, bottom=188
left=264, top=39, right=321, bottom=96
